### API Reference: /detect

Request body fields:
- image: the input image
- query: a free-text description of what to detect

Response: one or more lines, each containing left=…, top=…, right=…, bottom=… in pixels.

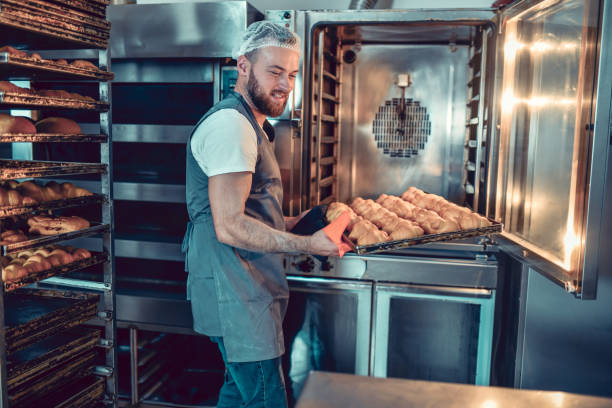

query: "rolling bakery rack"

left=0, top=0, right=116, bottom=406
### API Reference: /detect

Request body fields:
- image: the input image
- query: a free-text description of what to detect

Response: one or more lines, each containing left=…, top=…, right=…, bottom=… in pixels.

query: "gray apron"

left=182, top=91, right=288, bottom=363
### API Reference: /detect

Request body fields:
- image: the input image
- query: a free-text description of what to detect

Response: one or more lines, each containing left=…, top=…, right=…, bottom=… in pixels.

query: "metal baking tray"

left=0, top=159, right=107, bottom=180
left=5, top=0, right=110, bottom=31
left=0, top=193, right=105, bottom=218
left=7, top=327, right=99, bottom=391
left=1, top=53, right=114, bottom=81
left=4, top=251, right=108, bottom=292
left=0, top=91, right=109, bottom=111
left=32, top=375, right=105, bottom=408
left=45, top=0, right=108, bottom=19
left=0, top=2, right=110, bottom=39
left=2, top=223, right=110, bottom=255
left=0, top=132, right=108, bottom=143
left=344, top=219, right=503, bottom=255
left=4, top=289, right=99, bottom=354
left=0, top=13, right=107, bottom=50
left=10, top=350, right=96, bottom=407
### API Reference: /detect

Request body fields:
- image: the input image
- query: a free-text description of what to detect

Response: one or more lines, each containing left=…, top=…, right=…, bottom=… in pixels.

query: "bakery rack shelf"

left=4, top=251, right=108, bottom=292
left=7, top=327, right=99, bottom=391
left=0, top=11, right=107, bottom=50
left=47, top=0, right=109, bottom=19
left=0, top=133, right=108, bottom=143
left=0, top=0, right=116, bottom=405
left=0, top=159, right=107, bottom=179
left=0, top=91, right=110, bottom=111
left=4, top=289, right=100, bottom=355
left=0, top=53, right=114, bottom=81
left=2, top=223, right=110, bottom=255
left=0, top=193, right=106, bottom=218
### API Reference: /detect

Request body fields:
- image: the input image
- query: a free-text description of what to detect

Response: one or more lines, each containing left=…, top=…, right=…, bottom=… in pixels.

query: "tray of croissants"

left=325, top=187, right=502, bottom=255
left=0, top=179, right=103, bottom=217
left=1, top=245, right=106, bottom=288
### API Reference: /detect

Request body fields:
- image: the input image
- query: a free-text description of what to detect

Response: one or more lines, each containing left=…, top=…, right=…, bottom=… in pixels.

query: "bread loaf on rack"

left=35, top=117, right=82, bottom=134
left=0, top=45, right=27, bottom=58
left=70, top=60, right=97, bottom=70
left=0, top=113, right=37, bottom=134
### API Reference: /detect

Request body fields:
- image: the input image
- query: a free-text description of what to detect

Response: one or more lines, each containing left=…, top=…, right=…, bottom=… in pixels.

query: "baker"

left=182, top=22, right=340, bottom=407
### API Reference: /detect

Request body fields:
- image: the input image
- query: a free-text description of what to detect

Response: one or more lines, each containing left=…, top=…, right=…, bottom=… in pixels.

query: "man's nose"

left=277, top=73, right=291, bottom=92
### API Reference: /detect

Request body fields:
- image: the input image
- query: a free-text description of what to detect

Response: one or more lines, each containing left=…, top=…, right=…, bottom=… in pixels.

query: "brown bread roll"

left=72, top=248, right=91, bottom=260
left=0, top=188, right=9, bottom=206
left=70, top=59, right=97, bottom=70
left=50, top=249, right=73, bottom=264
left=0, top=81, right=20, bottom=93
left=7, top=190, right=23, bottom=206
left=0, top=45, right=27, bottom=58
left=16, top=181, right=45, bottom=202
left=35, top=117, right=82, bottom=134
left=56, top=58, right=67, bottom=65
left=0, top=113, right=37, bottom=134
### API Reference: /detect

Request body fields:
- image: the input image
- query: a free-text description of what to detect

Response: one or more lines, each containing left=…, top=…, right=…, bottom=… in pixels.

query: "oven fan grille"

left=372, top=98, right=431, bottom=158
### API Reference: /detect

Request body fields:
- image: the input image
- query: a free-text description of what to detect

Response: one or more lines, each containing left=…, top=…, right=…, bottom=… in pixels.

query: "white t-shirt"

left=190, top=109, right=258, bottom=177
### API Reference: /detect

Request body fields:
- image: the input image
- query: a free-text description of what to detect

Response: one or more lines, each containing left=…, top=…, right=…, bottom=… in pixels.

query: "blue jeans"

left=211, top=336, right=288, bottom=408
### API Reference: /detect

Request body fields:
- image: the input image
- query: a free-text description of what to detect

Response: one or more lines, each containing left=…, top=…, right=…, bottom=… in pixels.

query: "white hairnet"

left=232, top=21, right=301, bottom=59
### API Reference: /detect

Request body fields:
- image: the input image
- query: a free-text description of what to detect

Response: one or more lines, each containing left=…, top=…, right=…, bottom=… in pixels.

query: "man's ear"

left=236, top=55, right=250, bottom=77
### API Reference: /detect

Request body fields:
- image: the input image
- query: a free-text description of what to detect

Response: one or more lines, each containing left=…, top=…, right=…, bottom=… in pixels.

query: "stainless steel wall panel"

left=111, top=60, right=214, bottom=83
left=107, top=2, right=262, bottom=58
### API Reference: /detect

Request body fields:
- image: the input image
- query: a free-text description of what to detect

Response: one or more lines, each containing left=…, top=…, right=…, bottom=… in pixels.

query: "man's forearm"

left=219, top=213, right=310, bottom=253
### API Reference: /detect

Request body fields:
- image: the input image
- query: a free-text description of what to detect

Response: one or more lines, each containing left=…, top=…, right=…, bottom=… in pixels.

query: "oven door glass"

left=491, top=0, right=603, bottom=296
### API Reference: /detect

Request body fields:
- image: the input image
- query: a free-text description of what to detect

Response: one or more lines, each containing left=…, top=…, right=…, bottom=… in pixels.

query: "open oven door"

left=486, top=0, right=611, bottom=299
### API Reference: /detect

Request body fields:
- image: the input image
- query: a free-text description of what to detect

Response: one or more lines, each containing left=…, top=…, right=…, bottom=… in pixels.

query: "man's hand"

left=307, top=229, right=341, bottom=257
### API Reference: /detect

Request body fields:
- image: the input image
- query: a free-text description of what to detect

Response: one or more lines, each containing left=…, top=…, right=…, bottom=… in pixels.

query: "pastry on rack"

left=400, top=187, right=491, bottom=229
left=0, top=113, right=37, bottom=134
left=35, top=117, right=82, bottom=134
left=389, top=220, right=424, bottom=241
left=27, top=215, right=90, bottom=236
left=1, top=180, right=93, bottom=205
left=0, top=229, right=28, bottom=246
left=1, top=245, right=92, bottom=282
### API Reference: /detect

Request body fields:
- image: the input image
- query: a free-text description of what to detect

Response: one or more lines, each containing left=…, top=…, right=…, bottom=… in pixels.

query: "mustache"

left=270, top=89, right=289, bottom=98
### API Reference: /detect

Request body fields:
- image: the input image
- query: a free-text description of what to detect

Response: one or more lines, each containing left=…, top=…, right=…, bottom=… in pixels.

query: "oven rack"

left=0, top=13, right=107, bottom=50
left=9, top=349, right=96, bottom=407
left=4, top=251, right=108, bottom=292
left=50, top=0, right=109, bottom=18
left=21, top=374, right=105, bottom=408
left=0, top=10, right=109, bottom=46
left=0, top=159, right=107, bottom=179
left=0, top=2, right=110, bottom=40
left=2, top=223, right=109, bottom=255
left=6, top=0, right=111, bottom=31
left=7, top=327, right=99, bottom=391
left=345, top=219, right=503, bottom=255
left=0, top=91, right=109, bottom=111
left=0, top=53, right=114, bottom=81
left=0, top=193, right=105, bottom=218
left=0, top=133, right=108, bottom=143
left=4, top=289, right=99, bottom=355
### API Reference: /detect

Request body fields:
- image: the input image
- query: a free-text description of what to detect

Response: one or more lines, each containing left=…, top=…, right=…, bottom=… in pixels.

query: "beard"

left=247, top=68, right=289, bottom=117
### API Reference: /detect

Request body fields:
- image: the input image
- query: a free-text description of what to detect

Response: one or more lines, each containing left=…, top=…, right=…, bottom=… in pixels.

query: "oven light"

left=504, top=37, right=524, bottom=59
left=563, top=225, right=581, bottom=270
left=530, top=41, right=553, bottom=53
left=501, top=90, right=517, bottom=113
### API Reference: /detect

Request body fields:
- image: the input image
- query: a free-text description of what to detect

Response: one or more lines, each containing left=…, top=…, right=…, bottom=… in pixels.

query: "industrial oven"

left=265, top=0, right=611, bottom=396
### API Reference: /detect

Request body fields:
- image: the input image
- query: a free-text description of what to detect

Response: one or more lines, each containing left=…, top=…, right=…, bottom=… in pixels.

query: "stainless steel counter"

left=296, top=371, right=612, bottom=408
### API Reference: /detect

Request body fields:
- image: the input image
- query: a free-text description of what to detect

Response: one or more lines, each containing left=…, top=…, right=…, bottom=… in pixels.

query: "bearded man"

left=182, top=22, right=339, bottom=408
